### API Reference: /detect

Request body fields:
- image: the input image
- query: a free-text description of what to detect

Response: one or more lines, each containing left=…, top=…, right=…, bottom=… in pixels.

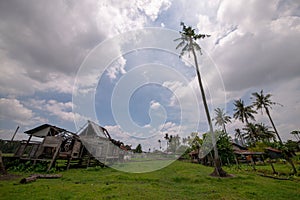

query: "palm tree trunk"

left=238, top=134, right=245, bottom=146
left=265, top=107, right=283, bottom=144
left=223, top=124, right=227, bottom=134
left=265, top=107, right=297, bottom=173
left=190, top=40, right=227, bottom=177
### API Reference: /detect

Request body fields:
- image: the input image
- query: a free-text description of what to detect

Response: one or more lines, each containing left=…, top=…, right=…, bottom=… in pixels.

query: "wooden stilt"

left=0, top=151, right=7, bottom=175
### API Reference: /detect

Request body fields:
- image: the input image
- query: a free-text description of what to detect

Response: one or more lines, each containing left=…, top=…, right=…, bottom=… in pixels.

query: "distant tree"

left=233, top=99, right=256, bottom=124
left=290, top=130, right=300, bottom=141
left=175, top=22, right=227, bottom=177
left=255, top=123, right=275, bottom=143
left=164, top=133, right=170, bottom=151
left=285, top=140, right=300, bottom=152
left=158, top=140, right=162, bottom=150
left=134, top=144, right=142, bottom=153
left=214, top=108, right=231, bottom=134
left=216, top=131, right=235, bottom=165
left=190, top=135, right=203, bottom=151
left=234, top=128, right=245, bottom=146
left=166, top=134, right=181, bottom=153
left=251, top=90, right=283, bottom=143
left=242, top=123, right=258, bottom=146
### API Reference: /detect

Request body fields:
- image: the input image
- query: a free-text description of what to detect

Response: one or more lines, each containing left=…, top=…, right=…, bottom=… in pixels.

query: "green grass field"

left=1, top=161, right=299, bottom=200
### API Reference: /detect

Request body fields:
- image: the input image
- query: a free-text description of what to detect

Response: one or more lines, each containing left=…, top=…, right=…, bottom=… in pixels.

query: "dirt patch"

left=209, top=173, right=235, bottom=178
left=0, top=174, right=21, bottom=181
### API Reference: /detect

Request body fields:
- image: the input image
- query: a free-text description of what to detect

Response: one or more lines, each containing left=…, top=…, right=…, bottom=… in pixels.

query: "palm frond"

left=176, top=41, right=186, bottom=50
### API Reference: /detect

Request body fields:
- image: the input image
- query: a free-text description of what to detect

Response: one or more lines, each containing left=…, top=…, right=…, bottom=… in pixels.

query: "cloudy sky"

left=0, top=0, right=299, bottom=150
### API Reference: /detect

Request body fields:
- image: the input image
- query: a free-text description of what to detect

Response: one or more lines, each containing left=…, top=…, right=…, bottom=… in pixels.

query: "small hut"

left=78, top=121, right=125, bottom=165
left=14, top=124, right=82, bottom=171
left=10, top=121, right=126, bottom=171
left=232, top=143, right=265, bottom=169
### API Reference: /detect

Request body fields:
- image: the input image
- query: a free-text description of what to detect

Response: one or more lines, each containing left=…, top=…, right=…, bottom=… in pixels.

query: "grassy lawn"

left=0, top=161, right=299, bottom=200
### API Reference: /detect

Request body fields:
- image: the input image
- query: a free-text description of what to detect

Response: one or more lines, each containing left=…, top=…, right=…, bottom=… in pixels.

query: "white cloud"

left=106, top=56, right=127, bottom=80
left=0, top=53, right=75, bottom=96
left=0, top=98, right=46, bottom=126
left=136, top=0, right=172, bottom=21
left=0, top=0, right=172, bottom=97
left=150, top=100, right=161, bottom=109
left=27, top=99, right=76, bottom=122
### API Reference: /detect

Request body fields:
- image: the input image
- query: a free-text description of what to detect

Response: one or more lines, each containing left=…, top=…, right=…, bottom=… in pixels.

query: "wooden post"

left=0, top=151, right=7, bottom=175
left=22, top=134, right=33, bottom=157
left=66, top=158, right=72, bottom=170
left=11, top=126, right=19, bottom=142
left=250, top=156, right=256, bottom=171
left=47, top=145, right=61, bottom=172
left=260, top=155, right=265, bottom=165
left=269, top=160, right=277, bottom=174
left=234, top=155, right=240, bottom=169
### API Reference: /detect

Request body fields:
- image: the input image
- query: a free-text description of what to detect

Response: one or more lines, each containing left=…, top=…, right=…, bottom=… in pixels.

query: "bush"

left=7, top=159, right=50, bottom=173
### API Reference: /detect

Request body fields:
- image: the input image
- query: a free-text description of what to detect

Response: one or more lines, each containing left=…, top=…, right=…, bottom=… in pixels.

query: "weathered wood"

left=0, top=151, right=7, bottom=175
left=269, top=160, right=277, bottom=174
left=14, top=143, right=27, bottom=157
left=250, top=156, right=256, bottom=171
left=20, top=176, right=37, bottom=184
left=23, top=134, right=33, bottom=156
left=20, top=174, right=62, bottom=184
left=47, top=137, right=62, bottom=172
left=258, top=173, right=289, bottom=180
left=28, top=143, right=40, bottom=158
left=71, top=140, right=81, bottom=158
left=34, top=174, right=63, bottom=178
left=11, top=126, right=19, bottom=142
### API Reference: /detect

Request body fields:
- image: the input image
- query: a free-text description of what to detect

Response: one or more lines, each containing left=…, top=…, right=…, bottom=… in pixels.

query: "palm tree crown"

left=174, top=22, right=210, bottom=57
left=233, top=99, right=256, bottom=124
left=214, top=108, right=231, bottom=133
left=251, top=90, right=281, bottom=113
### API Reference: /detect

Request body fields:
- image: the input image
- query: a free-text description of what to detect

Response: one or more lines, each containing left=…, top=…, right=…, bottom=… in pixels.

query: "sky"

left=0, top=0, right=300, bottom=151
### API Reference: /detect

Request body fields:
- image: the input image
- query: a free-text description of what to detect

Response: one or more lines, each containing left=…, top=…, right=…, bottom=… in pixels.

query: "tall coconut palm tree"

left=175, top=22, right=227, bottom=177
left=214, top=108, right=231, bottom=134
left=233, top=99, right=256, bottom=124
left=251, top=90, right=283, bottom=143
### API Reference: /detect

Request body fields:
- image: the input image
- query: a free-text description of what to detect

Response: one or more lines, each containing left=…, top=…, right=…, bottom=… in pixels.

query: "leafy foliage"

left=0, top=140, right=20, bottom=153
left=174, top=22, right=210, bottom=57
left=214, top=108, right=231, bottom=133
left=290, top=130, right=300, bottom=141
left=134, top=144, right=142, bottom=153
left=233, top=99, right=256, bottom=124
left=6, top=159, right=51, bottom=173
left=216, top=131, right=235, bottom=165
